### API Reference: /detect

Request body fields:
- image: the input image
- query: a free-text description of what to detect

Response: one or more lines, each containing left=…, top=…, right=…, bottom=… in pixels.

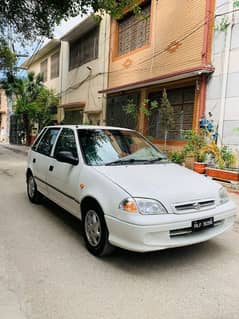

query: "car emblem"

left=193, top=203, right=201, bottom=210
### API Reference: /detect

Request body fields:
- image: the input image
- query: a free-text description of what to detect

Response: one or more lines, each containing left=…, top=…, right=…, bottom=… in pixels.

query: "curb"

left=0, top=144, right=29, bottom=155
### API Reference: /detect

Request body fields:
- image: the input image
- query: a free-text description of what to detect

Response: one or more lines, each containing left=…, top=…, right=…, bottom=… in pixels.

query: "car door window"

left=36, top=128, right=60, bottom=156
left=31, top=128, right=47, bottom=151
left=54, top=128, right=78, bottom=158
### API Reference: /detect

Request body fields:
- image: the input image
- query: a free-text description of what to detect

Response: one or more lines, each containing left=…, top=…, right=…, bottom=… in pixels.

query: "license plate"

left=192, top=217, right=214, bottom=232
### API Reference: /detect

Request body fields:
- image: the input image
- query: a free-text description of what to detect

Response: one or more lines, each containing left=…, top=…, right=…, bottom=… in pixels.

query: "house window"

left=40, top=59, right=48, bottom=82
left=51, top=51, right=60, bottom=79
left=69, top=27, right=99, bottom=70
left=106, top=93, right=139, bottom=129
left=118, top=1, right=151, bottom=56
left=63, top=109, right=84, bottom=125
left=148, top=86, right=195, bottom=141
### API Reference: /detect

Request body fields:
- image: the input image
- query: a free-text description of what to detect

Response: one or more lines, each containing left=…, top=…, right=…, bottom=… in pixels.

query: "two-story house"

left=22, top=15, right=110, bottom=126
left=101, top=0, right=215, bottom=149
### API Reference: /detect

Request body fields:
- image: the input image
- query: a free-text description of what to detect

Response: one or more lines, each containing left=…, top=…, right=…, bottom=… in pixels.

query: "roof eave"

left=99, top=65, right=215, bottom=94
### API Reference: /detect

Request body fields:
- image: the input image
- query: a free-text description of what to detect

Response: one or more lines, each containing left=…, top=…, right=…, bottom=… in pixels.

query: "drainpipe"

left=199, top=75, right=207, bottom=120
left=217, top=0, right=234, bottom=147
left=199, top=0, right=214, bottom=120
left=202, top=0, right=212, bottom=66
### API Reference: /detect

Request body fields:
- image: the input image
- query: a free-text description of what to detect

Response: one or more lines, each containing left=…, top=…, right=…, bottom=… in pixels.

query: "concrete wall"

left=108, top=0, right=207, bottom=89
left=28, top=47, right=61, bottom=94
left=0, top=89, right=9, bottom=142
left=27, top=15, right=110, bottom=124
left=60, top=15, right=110, bottom=122
left=206, top=0, right=239, bottom=148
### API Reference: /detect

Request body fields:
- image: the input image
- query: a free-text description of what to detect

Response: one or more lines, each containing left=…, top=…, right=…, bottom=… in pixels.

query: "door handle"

left=33, top=158, right=36, bottom=163
left=49, top=165, right=54, bottom=172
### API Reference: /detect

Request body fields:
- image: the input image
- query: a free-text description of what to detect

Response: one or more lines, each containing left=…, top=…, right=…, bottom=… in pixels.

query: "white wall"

left=60, top=15, right=110, bottom=124
left=28, top=47, right=61, bottom=95
left=27, top=15, right=110, bottom=125
left=206, top=0, right=239, bottom=148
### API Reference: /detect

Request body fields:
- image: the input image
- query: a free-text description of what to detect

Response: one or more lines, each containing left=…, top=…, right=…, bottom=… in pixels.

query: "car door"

left=31, top=127, right=61, bottom=196
left=46, top=128, right=81, bottom=216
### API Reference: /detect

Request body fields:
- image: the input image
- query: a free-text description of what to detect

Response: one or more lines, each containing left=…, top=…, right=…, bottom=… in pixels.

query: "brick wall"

left=108, top=0, right=206, bottom=89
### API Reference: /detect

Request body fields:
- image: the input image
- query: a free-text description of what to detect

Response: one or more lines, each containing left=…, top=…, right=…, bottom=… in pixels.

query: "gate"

left=9, top=115, right=27, bottom=145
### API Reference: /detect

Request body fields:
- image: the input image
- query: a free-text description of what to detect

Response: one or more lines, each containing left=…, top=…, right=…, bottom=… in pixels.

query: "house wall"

left=26, top=15, right=110, bottom=125
left=108, top=0, right=207, bottom=90
left=206, top=0, right=239, bottom=148
left=60, top=15, right=110, bottom=124
left=0, top=89, right=9, bottom=142
left=28, top=47, right=61, bottom=94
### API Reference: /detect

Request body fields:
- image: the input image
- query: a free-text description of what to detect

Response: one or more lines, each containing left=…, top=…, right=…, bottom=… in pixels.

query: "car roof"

left=45, top=125, right=134, bottom=131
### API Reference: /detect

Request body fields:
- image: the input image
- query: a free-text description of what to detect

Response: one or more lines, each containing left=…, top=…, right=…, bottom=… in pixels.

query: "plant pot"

left=205, top=167, right=239, bottom=182
left=193, top=162, right=207, bottom=174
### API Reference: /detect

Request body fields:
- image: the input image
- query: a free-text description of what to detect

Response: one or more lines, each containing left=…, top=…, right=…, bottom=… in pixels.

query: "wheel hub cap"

left=28, top=176, right=35, bottom=198
left=85, top=210, right=102, bottom=247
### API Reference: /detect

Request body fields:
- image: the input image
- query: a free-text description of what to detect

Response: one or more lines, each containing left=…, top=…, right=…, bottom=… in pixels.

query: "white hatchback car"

left=26, top=125, right=236, bottom=256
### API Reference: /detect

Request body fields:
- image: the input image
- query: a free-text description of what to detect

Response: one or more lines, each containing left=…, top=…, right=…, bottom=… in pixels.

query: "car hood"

left=94, top=163, right=220, bottom=206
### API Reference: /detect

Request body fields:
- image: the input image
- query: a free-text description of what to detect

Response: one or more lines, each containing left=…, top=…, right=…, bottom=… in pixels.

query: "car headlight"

left=219, top=187, right=229, bottom=204
left=119, top=197, right=167, bottom=215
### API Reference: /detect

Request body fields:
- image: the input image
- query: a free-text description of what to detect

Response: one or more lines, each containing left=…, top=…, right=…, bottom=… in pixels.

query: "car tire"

left=82, top=203, right=114, bottom=256
left=27, top=174, right=42, bottom=204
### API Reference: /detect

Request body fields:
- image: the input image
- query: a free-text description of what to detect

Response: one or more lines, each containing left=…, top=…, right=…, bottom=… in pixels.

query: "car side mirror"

left=55, top=151, right=79, bottom=165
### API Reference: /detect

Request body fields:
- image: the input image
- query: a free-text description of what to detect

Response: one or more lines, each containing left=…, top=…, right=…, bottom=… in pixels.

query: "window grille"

left=63, top=109, right=84, bottom=125
left=118, top=1, right=151, bottom=56
left=148, top=87, right=195, bottom=141
left=40, top=59, right=48, bottom=82
left=106, top=93, right=139, bottom=129
left=69, top=27, right=99, bottom=70
left=51, top=51, right=60, bottom=79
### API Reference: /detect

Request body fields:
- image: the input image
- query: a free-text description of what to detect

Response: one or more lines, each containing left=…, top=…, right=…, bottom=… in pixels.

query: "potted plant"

left=202, top=144, right=239, bottom=182
left=183, top=130, right=207, bottom=173
left=168, top=150, right=185, bottom=165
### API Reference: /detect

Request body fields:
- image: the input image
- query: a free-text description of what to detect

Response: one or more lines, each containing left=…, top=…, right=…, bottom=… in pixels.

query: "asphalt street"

left=0, top=145, right=239, bottom=319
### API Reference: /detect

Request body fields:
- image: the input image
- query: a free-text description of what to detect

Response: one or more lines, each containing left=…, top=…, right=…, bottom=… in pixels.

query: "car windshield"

left=77, top=129, right=167, bottom=166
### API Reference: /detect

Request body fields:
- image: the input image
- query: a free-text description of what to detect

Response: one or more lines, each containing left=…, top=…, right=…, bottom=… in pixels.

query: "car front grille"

left=173, top=199, right=215, bottom=214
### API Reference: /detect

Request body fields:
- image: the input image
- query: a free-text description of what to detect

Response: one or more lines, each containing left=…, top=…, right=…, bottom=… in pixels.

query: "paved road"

left=0, top=145, right=239, bottom=319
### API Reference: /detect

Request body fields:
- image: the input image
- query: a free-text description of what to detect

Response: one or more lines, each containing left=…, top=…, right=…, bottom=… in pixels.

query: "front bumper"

left=105, top=201, right=237, bottom=252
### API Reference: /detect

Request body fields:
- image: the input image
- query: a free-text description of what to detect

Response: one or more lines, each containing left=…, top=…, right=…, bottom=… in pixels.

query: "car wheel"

left=82, top=204, right=114, bottom=256
left=27, top=174, right=42, bottom=204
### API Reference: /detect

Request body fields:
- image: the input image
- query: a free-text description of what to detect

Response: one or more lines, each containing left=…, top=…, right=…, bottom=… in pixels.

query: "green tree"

left=0, top=0, right=139, bottom=40
left=1, top=72, right=59, bottom=144
left=123, top=89, right=175, bottom=149
left=159, top=89, right=175, bottom=151
left=29, top=87, right=59, bottom=129
left=0, top=39, right=16, bottom=71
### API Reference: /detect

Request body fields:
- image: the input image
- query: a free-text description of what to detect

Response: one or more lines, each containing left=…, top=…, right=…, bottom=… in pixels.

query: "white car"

left=26, top=125, right=236, bottom=256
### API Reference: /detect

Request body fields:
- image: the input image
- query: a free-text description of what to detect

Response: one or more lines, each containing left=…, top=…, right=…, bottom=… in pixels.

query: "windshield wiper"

left=105, top=158, right=148, bottom=166
left=146, top=157, right=168, bottom=164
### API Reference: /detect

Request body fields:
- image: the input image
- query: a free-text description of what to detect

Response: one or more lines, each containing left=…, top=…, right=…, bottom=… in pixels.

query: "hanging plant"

left=214, top=16, right=230, bottom=32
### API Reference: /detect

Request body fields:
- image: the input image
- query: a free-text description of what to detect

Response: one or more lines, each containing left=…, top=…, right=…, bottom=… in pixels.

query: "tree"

left=0, top=0, right=138, bottom=40
left=159, top=89, right=175, bottom=151
left=1, top=72, right=59, bottom=144
left=29, top=87, right=59, bottom=129
left=0, top=39, right=16, bottom=71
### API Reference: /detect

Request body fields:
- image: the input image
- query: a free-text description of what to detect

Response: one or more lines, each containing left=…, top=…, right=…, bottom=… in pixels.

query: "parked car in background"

left=26, top=126, right=236, bottom=256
